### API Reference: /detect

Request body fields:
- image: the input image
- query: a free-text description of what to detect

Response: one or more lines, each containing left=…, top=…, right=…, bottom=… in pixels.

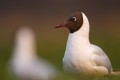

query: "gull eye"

left=71, top=17, right=77, bottom=22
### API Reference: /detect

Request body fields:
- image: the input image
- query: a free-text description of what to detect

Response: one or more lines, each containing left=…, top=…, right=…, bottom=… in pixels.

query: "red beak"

left=54, top=24, right=65, bottom=28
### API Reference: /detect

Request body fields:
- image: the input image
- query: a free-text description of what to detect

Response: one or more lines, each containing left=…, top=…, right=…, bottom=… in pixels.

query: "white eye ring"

left=72, top=17, right=77, bottom=21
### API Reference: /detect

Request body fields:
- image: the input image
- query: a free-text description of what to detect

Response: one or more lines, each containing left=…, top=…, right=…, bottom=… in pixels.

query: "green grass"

left=1, top=36, right=120, bottom=80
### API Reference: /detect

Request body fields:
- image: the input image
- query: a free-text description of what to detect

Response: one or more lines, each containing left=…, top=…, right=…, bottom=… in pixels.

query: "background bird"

left=9, top=27, right=57, bottom=80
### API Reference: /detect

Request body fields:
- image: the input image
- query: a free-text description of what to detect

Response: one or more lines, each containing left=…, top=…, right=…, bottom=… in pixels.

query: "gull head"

left=55, top=12, right=83, bottom=33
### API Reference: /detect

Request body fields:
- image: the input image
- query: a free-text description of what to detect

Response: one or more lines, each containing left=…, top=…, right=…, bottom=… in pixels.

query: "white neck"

left=13, top=28, right=37, bottom=62
left=68, top=13, right=90, bottom=46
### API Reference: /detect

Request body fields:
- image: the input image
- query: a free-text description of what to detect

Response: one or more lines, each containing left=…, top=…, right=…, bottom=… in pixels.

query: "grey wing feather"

left=90, top=44, right=112, bottom=73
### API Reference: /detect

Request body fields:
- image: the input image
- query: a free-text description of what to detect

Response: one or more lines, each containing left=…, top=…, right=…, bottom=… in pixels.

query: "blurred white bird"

left=55, top=12, right=120, bottom=77
left=10, top=27, right=57, bottom=80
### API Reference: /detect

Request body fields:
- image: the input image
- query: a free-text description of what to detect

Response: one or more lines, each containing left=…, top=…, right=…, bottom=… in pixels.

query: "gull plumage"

left=55, top=12, right=120, bottom=77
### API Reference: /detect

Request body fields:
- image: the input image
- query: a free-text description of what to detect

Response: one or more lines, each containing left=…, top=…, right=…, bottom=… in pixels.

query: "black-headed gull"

left=55, top=12, right=120, bottom=77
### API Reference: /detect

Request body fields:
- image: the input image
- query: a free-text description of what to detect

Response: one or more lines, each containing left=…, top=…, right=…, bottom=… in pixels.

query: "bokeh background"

left=0, top=0, right=120, bottom=80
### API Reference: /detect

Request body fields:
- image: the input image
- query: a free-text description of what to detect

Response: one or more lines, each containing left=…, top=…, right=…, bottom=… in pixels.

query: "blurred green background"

left=0, top=0, right=120, bottom=80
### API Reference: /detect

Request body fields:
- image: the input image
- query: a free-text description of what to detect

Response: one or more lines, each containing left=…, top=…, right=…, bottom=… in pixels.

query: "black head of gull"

left=55, top=12, right=83, bottom=33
